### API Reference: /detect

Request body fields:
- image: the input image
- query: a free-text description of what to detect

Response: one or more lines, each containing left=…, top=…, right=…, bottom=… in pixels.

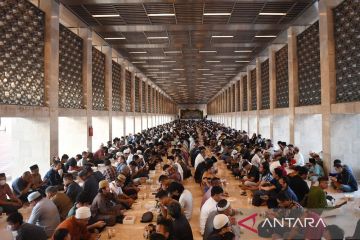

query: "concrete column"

left=224, top=91, right=226, bottom=113
left=149, top=86, right=153, bottom=114
left=229, top=87, right=232, bottom=113
left=247, top=69, right=251, bottom=133
left=79, top=28, right=92, bottom=152
left=131, top=72, right=135, bottom=113
left=40, top=0, right=59, bottom=159
left=104, top=46, right=112, bottom=141
left=234, top=81, right=239, bottom=112
left=139, top=79, right=143, bottom=130
left=269, top=46, right=276, bottom=140
left=288, top=27, right=299, bottom=144
left=319, top=0, right=341, bottom=172
left=154, top=88, right=157, bottom=115
left=256, top=58, right=262, bottom=134
left=239, top=75, right=244, bottom=129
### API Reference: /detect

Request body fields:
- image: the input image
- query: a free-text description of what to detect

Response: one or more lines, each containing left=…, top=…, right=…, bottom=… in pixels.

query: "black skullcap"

left=29, top=164, right=39, bottom=171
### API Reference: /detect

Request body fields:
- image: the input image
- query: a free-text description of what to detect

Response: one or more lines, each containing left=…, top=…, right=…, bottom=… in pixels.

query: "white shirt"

left=194, top=153, right=205, bottom=170
left=283, top=146, right=290, bottom=156
left=189, top=137, right=195, bottom=151
left=109, top=181, right=123, bottom=195
left=251, top=154, right=262, bottom=168
left=126, top=153, right=134, bottom=165
left=179, top=189, right=193, bottom=220
left=199, top=197, right=217, bottom=235
left=175, top=162, right=184, bottom=181
left=294, top=152, right=305, bottom=166
left=270, top=160, right=281, bottom=173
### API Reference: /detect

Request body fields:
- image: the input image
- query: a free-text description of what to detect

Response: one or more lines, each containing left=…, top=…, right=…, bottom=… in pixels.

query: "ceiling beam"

left=61, top=0, right=311, bottom=4
left=93, top=23, right=285, bottom=33
left=113, top=42, right=262, bottom=49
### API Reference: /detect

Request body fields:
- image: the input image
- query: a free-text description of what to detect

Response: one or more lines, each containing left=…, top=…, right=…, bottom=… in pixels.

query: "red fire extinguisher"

left=88, top=126, right=93, bottom=137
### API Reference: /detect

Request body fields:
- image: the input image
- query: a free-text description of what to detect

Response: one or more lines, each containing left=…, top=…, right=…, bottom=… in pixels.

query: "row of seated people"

left=2, top=119, right=360, bottom=240
left=193, top=120, right=360, bottom=240
left=1, top=121, right=202, bottom=240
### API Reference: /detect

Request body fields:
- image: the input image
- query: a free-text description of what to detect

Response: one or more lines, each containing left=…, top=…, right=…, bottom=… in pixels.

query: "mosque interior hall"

left=0, top=0, right=360, bottom=239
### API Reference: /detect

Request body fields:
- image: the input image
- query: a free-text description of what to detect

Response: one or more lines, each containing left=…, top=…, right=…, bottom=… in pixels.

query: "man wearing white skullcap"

left=27, top=191, right=60, bottom=237
left=203, top=199, right=241, bottom=240
left=54, top=206, right=99, bottom=240
left=207, top=214, right=235, bottom=240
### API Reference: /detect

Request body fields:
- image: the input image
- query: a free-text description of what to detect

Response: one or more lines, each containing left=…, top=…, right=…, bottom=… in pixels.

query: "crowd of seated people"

left=0, top=119, right=359, bottom=240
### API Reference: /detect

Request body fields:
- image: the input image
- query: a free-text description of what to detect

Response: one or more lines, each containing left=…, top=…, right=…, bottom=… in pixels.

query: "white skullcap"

left=231, top=150, right=238, bottom=157
left=27, top=191, right=41, bottom=202
left=213, top=214, right=229, bottom=230
left=75, top=206, right=91, bottom=219
left=123, top=148, right=130, bottom=154
left=116, top=152, right=123, bottom=157
left=136, top=150, right=142, bottom=154
left=217, top=200, right=231, bottom=212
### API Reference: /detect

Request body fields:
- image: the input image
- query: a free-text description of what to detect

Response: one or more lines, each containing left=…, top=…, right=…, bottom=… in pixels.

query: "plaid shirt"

left=103, top=166, right=117, bottom=182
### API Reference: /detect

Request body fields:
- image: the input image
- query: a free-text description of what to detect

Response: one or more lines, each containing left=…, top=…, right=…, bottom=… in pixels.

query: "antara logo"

left=237, top=213, right=327, bottom=234
left=261, top=217, right=326, bottom=228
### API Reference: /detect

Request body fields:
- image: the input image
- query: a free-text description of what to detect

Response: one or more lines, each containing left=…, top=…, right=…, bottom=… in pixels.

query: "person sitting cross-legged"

left=207, top=214, right=235, bottom=240
left=240, top=161, right=273, bottom=192
left=12, top=171, right=35, bottom=203
left=167, top=201, right=193, bottom=240
left=27, top=191, right=60, bottom=237
left=304, top=176, right=347, bottom=211
left=7, top=211, right=47, bottom=240
left=330, top=162, right=358, bottom=192
left=63, top=173, right=82, bottom=204
left=200, top=186, right=224, bottom=235
left=167, top=181, right=193, bottom=220
left=90, top=180, right=125, bottom=226
left=109, top=174, right=135, bottom=209
left=45, top=186, right=73, bottom=221
left=0, top=173, right=22, bottom=214
left=54, top=206, right=100, bottom=240
left=203, top=199, right=241, bottom=240
left=43, top=160, right=63, bottom=188
left=239, top=160, right=260, bottom=194
left=308, top=158, right=325, bottom=183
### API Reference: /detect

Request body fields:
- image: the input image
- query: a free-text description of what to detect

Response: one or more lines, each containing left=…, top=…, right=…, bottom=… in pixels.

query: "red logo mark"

left=237, top=213, right=258, bottom=234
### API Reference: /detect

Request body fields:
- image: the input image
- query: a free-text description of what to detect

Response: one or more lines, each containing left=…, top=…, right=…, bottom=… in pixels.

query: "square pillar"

left=256, top=58, right=262, bottom=134
left=104, top=46, right=112, bottom=141
left=269, top=46, right=276, bottom=140
left=319, top=0, right=342, bottom=171
left=288, top=27, right=299, bottom=144
left=79, top=28, right=92, bottom=152
left=40, top=0, right=60, bottom=159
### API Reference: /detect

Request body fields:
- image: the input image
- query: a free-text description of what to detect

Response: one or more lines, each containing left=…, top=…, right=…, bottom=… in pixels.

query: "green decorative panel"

left=261, top=59, right=270, bottom=110
left=251, top=69, right=257, bottom=110
left=147, top=85, right=152, bottom=113
left=297, top=21, right=321, bottom=106
left=112, top=61, right=122, bottom=111
left=59, top=24, right=83, bottom=109
left=0, top=0, right=45, bottom=105
left=141, top=81, right=146, bottom=112
left=134, top=76, right=140, bottom=112
left=232, top=83, right=236, bottom=112
left=125, top=70, right=131, bottom=112
left=334, top=0, right=360, bottom=103
left=92, top=47, right=105, bottom=110
left=275, top=45, right=289, bottom=108
left=242, top=75, right=248, bottom=111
